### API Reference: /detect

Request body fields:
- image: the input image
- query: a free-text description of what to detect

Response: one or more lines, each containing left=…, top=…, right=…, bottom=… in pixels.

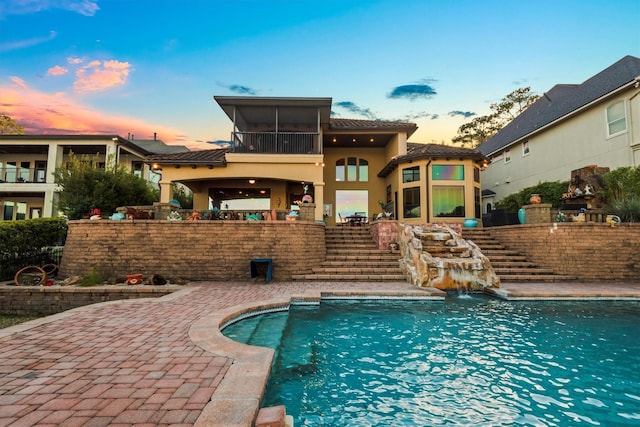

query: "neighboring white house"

left=477, top=55, right=640, bottom=211
left=0, top=135, right=188, bottom=220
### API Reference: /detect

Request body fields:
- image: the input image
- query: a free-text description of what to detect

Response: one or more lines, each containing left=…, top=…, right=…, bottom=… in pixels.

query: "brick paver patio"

left=1, top=280, right=639, bottom=426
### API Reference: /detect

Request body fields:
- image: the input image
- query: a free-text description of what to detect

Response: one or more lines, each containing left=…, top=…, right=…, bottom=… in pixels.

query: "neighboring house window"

left=336, top=157, right=368, bottom=182
left=132, top=161, right=144, bottom=178
left=522, top=141, right=530, bottom=156
left=403, top=187, right=420, bottom=218
left=402, top=166, right=420, bottom=183
left=433, top=186, right=465, bottom=217
left=606, top=101, right=627, bottom=136
left=432, top=165, right=464, bottom=180
left=504, top=149, right=511, bottom=163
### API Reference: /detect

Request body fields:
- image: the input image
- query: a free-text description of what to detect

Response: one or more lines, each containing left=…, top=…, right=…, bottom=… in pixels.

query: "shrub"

left=495, top=181, right=569, bottom=211
left=609, top=198, right=640, bottom=222
left=602, top=166, right=640, bottom=204
left=54, top=153, right=159, bottom=219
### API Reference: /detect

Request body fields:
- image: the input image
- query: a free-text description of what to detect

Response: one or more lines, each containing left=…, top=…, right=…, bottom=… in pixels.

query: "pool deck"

left=1, top=280, right=639, bottom=427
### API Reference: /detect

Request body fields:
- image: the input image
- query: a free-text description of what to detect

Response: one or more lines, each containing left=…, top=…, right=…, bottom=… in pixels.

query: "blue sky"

left=1, top=0, right=638, bottom=150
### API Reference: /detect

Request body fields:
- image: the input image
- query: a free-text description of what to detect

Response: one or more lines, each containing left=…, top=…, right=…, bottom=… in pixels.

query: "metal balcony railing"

left=231, top=131, right=320, bottom=154
left=0, top=167, right=47, bottom=183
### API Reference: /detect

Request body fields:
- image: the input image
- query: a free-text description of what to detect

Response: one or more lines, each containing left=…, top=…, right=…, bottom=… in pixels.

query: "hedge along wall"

left=489, top=223, right=640, bottom=281
left=59, top=220, right=326, bottom=282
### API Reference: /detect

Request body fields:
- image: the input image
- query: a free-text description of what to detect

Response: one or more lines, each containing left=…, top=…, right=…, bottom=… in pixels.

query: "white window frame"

left=522, top=141, right=530, bottom=156
left=606, top=100, right=627, bottom=138
left=504, top=149, right=511, bottom=164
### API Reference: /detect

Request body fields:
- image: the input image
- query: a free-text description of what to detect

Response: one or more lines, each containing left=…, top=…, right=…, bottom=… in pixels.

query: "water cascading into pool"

left=397, top=223, right=500, bottom=291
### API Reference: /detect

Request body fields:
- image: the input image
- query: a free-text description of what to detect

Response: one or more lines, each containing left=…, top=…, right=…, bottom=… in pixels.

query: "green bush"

left=54, top=153, right=159, bottom=219
left=609, top=198, right=640, bottom=222
left=495, top=181, right=569, bottom=211
left=0, top=217, right=67, bottom=257
left=602, top=166, right=640, bottom=204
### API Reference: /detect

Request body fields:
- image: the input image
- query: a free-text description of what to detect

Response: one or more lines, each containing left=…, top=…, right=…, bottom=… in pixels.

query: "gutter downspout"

left=425, top=159, right=432, bottom=223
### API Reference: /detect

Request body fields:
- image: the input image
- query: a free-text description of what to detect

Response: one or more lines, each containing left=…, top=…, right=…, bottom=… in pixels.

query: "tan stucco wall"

left=322, top=147, right=390, bottom=226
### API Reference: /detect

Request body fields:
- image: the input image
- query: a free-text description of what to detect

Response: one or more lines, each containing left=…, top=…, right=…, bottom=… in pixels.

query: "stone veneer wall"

left=0, top=286, right=179, bottom=316
left=59, top=220, right=326, bottom=282
left=370, top=221, right=463, bottom=250
left=490, top=223, right=640, bottom=281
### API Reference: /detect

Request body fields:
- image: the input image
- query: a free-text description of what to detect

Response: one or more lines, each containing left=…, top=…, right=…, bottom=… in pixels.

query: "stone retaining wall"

left=59, top=220, right=326, bottom=282
left=490, top=223, right=640, bottom=281
left=0, top=285, right=179, bottom=315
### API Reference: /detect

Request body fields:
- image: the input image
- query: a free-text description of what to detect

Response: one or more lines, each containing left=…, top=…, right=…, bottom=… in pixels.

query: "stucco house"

left=0, top=135, right=187, bottom=220
left=148, top=96, right=487, bottom=226
left=477, top=55, right=640, bottom=211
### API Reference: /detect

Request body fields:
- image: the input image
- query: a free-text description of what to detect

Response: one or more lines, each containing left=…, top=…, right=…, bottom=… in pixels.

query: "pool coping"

left=189, top=288, right=446, bottom=426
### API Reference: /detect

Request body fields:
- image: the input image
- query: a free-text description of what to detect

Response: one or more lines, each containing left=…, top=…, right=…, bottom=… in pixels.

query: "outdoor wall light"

left=174, top=165, right=180, bottom=168
left=208, top=165, right=213, bottom=169
left=191, top=165, right=197, bottom=169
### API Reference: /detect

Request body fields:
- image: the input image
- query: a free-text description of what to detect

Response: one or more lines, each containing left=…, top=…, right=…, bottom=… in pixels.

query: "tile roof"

left=478, top=55, right=640, bottom=156
left=146, top=148, right=228, bottom=164
left=378, top=143, right=486, bottom=177
left=129, top=139, right=190, bottom=155
left=330, top=118, right=418, bottom=137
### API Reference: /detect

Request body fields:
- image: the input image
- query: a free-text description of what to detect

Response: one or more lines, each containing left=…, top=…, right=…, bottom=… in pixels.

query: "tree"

left=53, top=153, right=159, bottom=219
left=0, top=113, right=25, bottom=135
left=452, top=87, right=539, bottom=148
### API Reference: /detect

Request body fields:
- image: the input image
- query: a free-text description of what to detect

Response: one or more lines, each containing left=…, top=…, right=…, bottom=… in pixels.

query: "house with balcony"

left=0, top=135, right=187, bottom=220
left=148, top=96, right=487, bottom=226
left=478, top=55, right=640, bottom=211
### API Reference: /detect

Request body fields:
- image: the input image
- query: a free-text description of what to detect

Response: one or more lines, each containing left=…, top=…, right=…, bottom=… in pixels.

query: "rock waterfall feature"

left=397, top=223, right=500, bottom=291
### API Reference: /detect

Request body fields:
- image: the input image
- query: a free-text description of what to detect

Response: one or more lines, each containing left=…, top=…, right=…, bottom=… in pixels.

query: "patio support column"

left=159, top=180, right=172, bottom=203
left=313, top=181, right=324, bottom=222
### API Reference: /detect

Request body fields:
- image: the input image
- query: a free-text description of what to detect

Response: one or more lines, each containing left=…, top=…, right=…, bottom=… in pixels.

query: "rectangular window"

left=432, top=165, right=464, bottom=180
left=347, top=157, right=357, bottom=182
left=132, top=161, right=144, bottom=178
left=402, top=166, right=420, bottom=183
left=403, top=187, right=421, bottom=218
left=335, top=159, right=345, bottom=182
left=473, top=167, right=480, bottom=183
left=504, top=149, right=511, bottom=163
left=335, top=190, right=368, bottom=222
left=358, top=159, right=368, bottom=182
left=522, top=141, right=530, bottom=156
left=433, top=186, right=465, bottom=217
left=3, top=202, right=14, bottom=220
left=607, top=101, right=627, bottom=136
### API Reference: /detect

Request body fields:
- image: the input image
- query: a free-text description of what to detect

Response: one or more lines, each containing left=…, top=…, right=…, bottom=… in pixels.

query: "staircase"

left=461, top=228, right=576, bottom=282
left=291, top=226, right=405, bottom=282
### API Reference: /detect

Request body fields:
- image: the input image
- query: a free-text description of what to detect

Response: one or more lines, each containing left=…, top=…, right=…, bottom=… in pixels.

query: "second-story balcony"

left=231, top=131, right=320, bottom=154
left=0, top=167, right=48, bottom=184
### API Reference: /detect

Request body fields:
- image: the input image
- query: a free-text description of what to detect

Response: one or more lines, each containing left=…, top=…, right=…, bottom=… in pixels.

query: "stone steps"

left=293, top=227, right=403, bottom=282
left=462, top=228, right=577, bottom=283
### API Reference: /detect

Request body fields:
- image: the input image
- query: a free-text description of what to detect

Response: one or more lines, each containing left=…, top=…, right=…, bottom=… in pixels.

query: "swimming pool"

left=223, top=296, right=640, bottom=426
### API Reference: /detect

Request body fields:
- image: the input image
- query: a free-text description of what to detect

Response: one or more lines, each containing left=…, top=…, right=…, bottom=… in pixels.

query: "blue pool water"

left=223, top=296, right=640, bottom=426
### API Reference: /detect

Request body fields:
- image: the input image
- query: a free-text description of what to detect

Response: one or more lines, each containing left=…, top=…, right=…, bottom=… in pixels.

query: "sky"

left=1, top=0, right=639, bottom=151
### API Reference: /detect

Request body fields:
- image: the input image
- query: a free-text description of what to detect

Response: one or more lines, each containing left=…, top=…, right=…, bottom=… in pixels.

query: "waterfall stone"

left=397, top=223, right=500, bottom=291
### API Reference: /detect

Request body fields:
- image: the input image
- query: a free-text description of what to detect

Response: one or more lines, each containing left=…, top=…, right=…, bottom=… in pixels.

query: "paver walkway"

left=1, top=280, right=639, bottom=426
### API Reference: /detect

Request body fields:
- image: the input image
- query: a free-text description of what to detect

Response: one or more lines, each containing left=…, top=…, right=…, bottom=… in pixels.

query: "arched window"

left=336, top=157, right=368, bottom=182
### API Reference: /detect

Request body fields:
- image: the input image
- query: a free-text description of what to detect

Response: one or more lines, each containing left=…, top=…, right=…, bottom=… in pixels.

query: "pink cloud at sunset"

left=0, top=77, right=208, bottom=149
left=74, top=59, right=131, bottom=93
left=47, top=65, right=69, bottom=76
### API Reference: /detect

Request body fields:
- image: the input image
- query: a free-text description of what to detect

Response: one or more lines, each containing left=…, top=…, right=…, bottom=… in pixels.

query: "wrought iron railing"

left=230, top=131, right=320, bottom=154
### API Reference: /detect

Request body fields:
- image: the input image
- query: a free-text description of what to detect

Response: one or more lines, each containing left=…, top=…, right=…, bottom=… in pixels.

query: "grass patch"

left=0, top=314, right=44, bottom=329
